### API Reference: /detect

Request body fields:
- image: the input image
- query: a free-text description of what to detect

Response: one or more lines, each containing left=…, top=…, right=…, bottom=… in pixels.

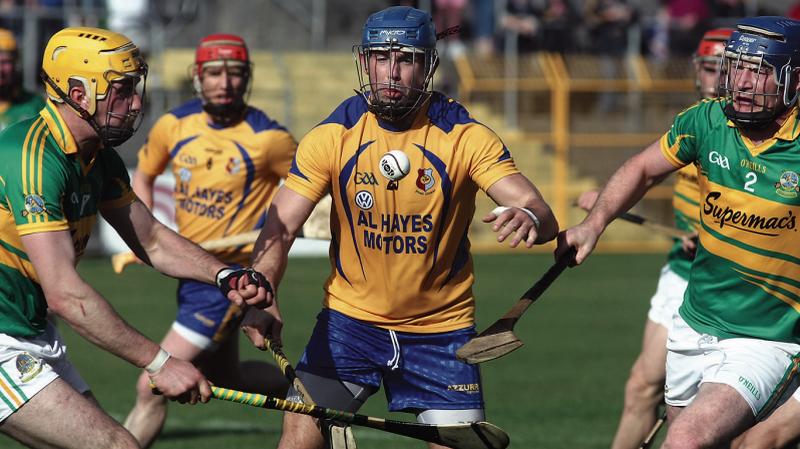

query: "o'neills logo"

left=703, top=191, right=796, bottom=236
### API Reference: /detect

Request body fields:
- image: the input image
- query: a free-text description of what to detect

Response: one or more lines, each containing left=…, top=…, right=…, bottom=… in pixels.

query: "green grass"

left=1, top=253, right=666, bottom=448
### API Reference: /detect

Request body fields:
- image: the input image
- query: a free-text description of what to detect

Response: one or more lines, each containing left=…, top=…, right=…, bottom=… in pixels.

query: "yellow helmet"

left=41, top=27, right=146, bottom=116
left=0, top=28, right=17, bottom=53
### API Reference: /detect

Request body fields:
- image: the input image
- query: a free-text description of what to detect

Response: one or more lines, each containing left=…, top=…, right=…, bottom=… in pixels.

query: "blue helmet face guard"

left=353, top=6, right=439, bottom=122
left=719, top=17, right=800, bottom=128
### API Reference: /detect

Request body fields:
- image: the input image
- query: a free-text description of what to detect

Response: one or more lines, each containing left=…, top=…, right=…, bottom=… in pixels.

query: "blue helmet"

left=720, top=16, right=800, bottom=128
left=354, top=6, right=439, bottom=122
left=361, top=6, right=437, bottom=50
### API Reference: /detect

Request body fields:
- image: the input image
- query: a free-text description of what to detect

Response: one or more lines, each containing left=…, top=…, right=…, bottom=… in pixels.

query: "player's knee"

left=662, top=424, right=713, bottom=449
left=624, top=369, right=663, bottom=405
left=105, top=425, right=140, bottom=449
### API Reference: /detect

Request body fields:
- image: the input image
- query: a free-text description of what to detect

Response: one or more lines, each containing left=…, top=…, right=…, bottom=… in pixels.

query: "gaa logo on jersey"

left=15, top=352, right=42, bottom=382
left=21, top=194, right=47, bottom=217
left=415, top=168, right=436, bottom=195
left=775, top=170, right=800, bottom=198
left=355, top=190, right=374, bottom=210
left=226, top=157, right=241, bottom=175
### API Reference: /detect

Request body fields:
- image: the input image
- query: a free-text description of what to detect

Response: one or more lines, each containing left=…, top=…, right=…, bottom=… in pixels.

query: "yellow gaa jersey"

left=137, top=99, right=296, bottom=264
left=0, top=101, right=136, bottom=337
left=285, top=93, right=519, bottom=333
left=661, top=98, right=800, bottom=343
left=667, top=164, right=701, bottom=279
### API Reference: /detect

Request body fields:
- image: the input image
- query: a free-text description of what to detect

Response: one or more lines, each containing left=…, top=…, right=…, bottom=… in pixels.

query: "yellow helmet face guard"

left=41, top=27, right=148, bottom=146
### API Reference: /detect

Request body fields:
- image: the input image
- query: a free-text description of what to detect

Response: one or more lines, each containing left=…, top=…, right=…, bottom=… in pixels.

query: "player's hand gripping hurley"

left=211, top=386, right=510, bottom=449
left=456, top=247, right=577, bottom=364
left=262, top=338, right=358, bottom=449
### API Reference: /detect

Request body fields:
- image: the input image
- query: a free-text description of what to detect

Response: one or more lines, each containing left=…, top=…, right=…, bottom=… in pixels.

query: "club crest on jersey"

left=415, top=168, right=435, bottom=195
left=15, top=352, right=42, bottom=382
left=775, top=170, right=800, bottom=198
left=226, top=157, right=241, bottom=175
left=21, top=194, right=47, bottom=217
left=355, top=190, right=374, bottom=210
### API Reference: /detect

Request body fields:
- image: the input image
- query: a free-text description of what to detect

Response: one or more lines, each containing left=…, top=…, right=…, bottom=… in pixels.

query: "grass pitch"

left=1, top=253, right=665, bottom=448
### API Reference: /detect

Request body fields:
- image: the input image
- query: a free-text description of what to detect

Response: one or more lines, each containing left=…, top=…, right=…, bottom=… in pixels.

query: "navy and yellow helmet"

left=354, top=6, right=439, bottom=122
left=721, top=16, right=800, bottom=127
left=361, top=6, right=437, bottom=51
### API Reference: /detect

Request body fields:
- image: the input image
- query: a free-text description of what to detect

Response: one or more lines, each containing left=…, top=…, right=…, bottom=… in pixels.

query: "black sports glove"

left=216, top=267, right=273, bottom=298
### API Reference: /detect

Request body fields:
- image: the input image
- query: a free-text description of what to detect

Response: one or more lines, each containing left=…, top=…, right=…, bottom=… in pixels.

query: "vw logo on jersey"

left=179, top=167, right=192, bottom=182
left=355, top=190, right=374, bottom=210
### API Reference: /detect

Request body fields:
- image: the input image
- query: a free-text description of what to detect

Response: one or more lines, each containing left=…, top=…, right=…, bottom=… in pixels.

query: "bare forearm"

left=144, top=223, right=226, bottom=283
left=47, top=283, right=158, bottom=368
left=585, top=157, right=655, bottom=233
left=251, top=188, right=317, bottom=288
left=251, top=219, right=295, bottom=290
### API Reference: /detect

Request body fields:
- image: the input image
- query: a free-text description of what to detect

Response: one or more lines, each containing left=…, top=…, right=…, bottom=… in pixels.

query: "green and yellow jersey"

left=660, top=98, right=800, bottom=343
left=667, top=164, right=701, bottom=279
left=137, top=99, right=296, bottom=265
left=286, top=93, right=519, bottom=333
left=0, top=100, right=136, bottom=337
left=0, top=91, right=45, bottom=132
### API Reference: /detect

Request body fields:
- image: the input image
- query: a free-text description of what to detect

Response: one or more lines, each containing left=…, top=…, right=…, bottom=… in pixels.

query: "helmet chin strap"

left=202, top=99, right=247, bottom=126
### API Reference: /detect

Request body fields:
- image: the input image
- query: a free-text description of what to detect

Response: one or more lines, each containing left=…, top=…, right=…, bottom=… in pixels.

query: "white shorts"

left=665, top=314, right=800, bottom=418
left=0, top=321, right=89, bottom=422
left=646, top=264, right=688, bottom=328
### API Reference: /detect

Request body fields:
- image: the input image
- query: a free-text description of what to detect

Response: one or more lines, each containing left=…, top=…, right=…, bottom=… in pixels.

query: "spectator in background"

left=664, top=0, right=711, bottom=56
left=585, top=0, right=636, bottom=56
left=471, top=0, right=494, bottom=57
left=499, top=0, right=541, bottom=53
left=434, top=0, right=467, bottom=57
left=585, top=0, right=637, bottom=112
left=538, top=0, right=580, bottom=53
left=710, top=0, right=746, bottom=20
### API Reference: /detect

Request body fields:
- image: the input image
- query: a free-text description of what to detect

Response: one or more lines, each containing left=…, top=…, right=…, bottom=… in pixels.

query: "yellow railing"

left=456, top=53, right=697, bottom=249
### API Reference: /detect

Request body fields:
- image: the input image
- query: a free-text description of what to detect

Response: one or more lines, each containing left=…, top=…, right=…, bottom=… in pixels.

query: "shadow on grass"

left=158, top=424, right=280, bottom=441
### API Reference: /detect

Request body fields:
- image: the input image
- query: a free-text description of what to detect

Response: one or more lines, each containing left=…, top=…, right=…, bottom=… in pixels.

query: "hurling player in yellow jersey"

left=123, top=34, right=292, bottom=448
left=0, top=28, right=270, bottom=449
left=575, top=28, right=732, bottom=449
left=557, top=16, right=800, bottom=449
left=241, top=6, right=558, bottom=449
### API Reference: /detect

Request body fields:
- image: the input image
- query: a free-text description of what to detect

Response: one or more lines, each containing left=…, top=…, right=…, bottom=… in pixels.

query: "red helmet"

left=695, top=28, right=734, bottom=62
left=194, top=33, right=249, bottom=70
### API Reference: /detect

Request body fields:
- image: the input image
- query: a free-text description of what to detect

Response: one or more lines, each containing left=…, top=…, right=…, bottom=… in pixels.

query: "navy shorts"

left=296, top=309, right=484, bottom=412
left=174, top=279, right=243, bottom=349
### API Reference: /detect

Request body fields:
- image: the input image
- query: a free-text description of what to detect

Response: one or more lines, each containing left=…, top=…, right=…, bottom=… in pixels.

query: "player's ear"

left=68, top=83, right=87, bottom=109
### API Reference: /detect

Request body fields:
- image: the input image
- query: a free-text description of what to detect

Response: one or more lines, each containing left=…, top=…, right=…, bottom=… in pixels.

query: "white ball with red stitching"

left=379, top=150, right=411, bottom=181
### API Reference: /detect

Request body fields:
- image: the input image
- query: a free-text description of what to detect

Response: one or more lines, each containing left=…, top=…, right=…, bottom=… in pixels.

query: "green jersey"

left=0, top=100, right=136, bottom=337
left=661, top=98, right=800, bottom=343
left=0, top=90, right=45, bottom=132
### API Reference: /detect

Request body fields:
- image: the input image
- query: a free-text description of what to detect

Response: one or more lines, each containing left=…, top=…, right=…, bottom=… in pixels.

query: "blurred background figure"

left=585, top=0, right=637, bottom=113
left=0, top=27, right=43, bottom=131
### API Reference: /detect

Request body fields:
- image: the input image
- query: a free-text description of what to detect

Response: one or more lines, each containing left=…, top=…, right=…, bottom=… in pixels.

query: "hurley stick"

left=456, top=247, right=576, bottom=364
left=211, top=386, right=510, bottom=449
